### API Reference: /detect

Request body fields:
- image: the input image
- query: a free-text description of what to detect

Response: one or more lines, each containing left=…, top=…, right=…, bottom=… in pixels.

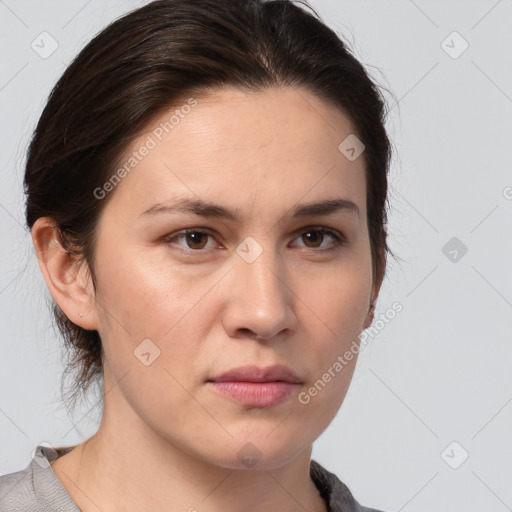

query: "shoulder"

left=0, top=462, right=42, bottom=512
left=0, top=445, right=79, bottom=512
left=310, top=459, right=390, bottom=512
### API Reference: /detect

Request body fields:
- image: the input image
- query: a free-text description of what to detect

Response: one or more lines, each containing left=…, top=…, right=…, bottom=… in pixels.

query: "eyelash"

left=162, top=226, right=347, bottom=255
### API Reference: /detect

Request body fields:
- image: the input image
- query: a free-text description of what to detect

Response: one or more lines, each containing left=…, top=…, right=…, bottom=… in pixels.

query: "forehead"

left=104, top=86, right=367, bottom=221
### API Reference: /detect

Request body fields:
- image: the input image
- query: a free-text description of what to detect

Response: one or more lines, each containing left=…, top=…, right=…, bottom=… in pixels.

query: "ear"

left=362, top=301, right=378, bottom=330
left=362, top=244, right=386, bottom=331
left=31, top=217, right=99, bottom=331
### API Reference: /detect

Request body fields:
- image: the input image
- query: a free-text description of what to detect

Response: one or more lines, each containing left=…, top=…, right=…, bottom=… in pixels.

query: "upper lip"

left=208, top=364, right=302, bottom=384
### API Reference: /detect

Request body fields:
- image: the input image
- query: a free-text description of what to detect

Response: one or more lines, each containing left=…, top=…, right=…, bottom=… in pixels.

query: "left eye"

left=291, top=227, right=345, bottom=250
left=164, top=227, right=345, bottom=252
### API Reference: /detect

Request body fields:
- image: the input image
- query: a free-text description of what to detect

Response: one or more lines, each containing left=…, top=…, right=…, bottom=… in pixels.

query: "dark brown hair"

left=24, top=0, right=396, bottom=412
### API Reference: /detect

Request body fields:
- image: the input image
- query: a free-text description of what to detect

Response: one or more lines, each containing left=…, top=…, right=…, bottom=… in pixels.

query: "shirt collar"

left=310, top=458, right=365, bottom=512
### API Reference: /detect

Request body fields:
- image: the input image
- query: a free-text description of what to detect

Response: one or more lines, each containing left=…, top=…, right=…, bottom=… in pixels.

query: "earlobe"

left=31, top=217, right=99, bottom=331
left=362, top=301, right=375, bottom=331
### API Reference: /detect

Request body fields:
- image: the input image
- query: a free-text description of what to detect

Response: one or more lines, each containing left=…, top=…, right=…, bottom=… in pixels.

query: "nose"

left=221, top=243, right=298, bottom=341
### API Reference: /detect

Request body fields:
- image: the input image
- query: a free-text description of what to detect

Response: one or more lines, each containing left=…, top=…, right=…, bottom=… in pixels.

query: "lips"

left=207, top=364, right=302, bottom=384
left=206, top=364, right=302, bottom=407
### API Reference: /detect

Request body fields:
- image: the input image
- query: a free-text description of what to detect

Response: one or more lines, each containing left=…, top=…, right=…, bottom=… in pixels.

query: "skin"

left=32, top=85, right=383, bottom=512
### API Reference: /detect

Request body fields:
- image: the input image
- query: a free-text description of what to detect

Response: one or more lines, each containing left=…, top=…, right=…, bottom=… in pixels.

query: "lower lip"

left=207, top=381, right=299, bottom=407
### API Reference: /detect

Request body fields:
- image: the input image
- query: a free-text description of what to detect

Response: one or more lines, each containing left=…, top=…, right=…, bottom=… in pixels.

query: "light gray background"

left=1, top=1, right=511, bottom=511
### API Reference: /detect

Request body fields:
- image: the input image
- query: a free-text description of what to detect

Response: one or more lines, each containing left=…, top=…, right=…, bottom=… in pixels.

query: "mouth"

left=206, top=364, right=303, bottom=407
left=207, top=364, right=302, bottom=384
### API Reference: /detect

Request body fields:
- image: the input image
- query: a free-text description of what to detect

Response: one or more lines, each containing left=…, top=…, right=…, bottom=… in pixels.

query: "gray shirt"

left=0, top=445, right=388, bottom=512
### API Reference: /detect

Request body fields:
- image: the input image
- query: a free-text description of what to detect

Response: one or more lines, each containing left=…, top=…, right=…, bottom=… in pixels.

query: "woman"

left=0, top=0, right=395, bottom=511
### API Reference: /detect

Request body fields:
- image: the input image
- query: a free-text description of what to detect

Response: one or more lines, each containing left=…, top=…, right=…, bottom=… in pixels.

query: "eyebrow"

left=138, top=197, right=360, bottom=221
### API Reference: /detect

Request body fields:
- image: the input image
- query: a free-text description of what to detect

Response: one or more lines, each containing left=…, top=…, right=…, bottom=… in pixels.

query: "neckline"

left=31, top=445, right=82, bottom=511
left=35, top=445, right=341, bottom=512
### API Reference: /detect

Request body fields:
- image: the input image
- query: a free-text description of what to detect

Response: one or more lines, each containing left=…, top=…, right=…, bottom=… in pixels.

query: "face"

left=87, top=86, right=377, bottom=469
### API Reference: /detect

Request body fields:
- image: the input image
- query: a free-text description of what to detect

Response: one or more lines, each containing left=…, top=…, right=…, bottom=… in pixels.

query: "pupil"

left=304, top=231, right=322, bottom=247
left=188, top=232, right=206, bottom=249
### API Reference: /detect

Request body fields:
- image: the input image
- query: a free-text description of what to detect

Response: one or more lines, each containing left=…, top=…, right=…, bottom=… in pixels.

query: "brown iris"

left=185, top=231, right=209, bottom=250
left=302, top=230, right=324, bottom=248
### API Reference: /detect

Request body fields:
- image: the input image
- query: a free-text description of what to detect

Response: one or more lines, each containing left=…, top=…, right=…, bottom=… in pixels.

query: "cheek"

left=294, top=262, right=371, bottom=412
left=102, top=346, right=214, bottom=451
left=93, top=248, right=222, bottom=397
left=288, top=348, right=359, bottom=453
left=95, top=256, right=211, bottom=426
left=304, top=260, right=372, bottom=337
left=93, top=243, right=213, bottom=338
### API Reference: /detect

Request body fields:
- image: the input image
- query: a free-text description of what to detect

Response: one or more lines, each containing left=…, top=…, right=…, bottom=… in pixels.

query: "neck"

left=51, top=384, right=328, bottom=512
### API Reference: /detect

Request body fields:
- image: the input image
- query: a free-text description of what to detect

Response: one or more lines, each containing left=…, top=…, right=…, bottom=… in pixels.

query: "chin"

left=199, top=435, right=308, bottom=472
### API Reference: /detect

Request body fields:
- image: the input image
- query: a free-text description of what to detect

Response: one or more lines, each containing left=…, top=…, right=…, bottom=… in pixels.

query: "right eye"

left=162, top=228, right=218, bottom=252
